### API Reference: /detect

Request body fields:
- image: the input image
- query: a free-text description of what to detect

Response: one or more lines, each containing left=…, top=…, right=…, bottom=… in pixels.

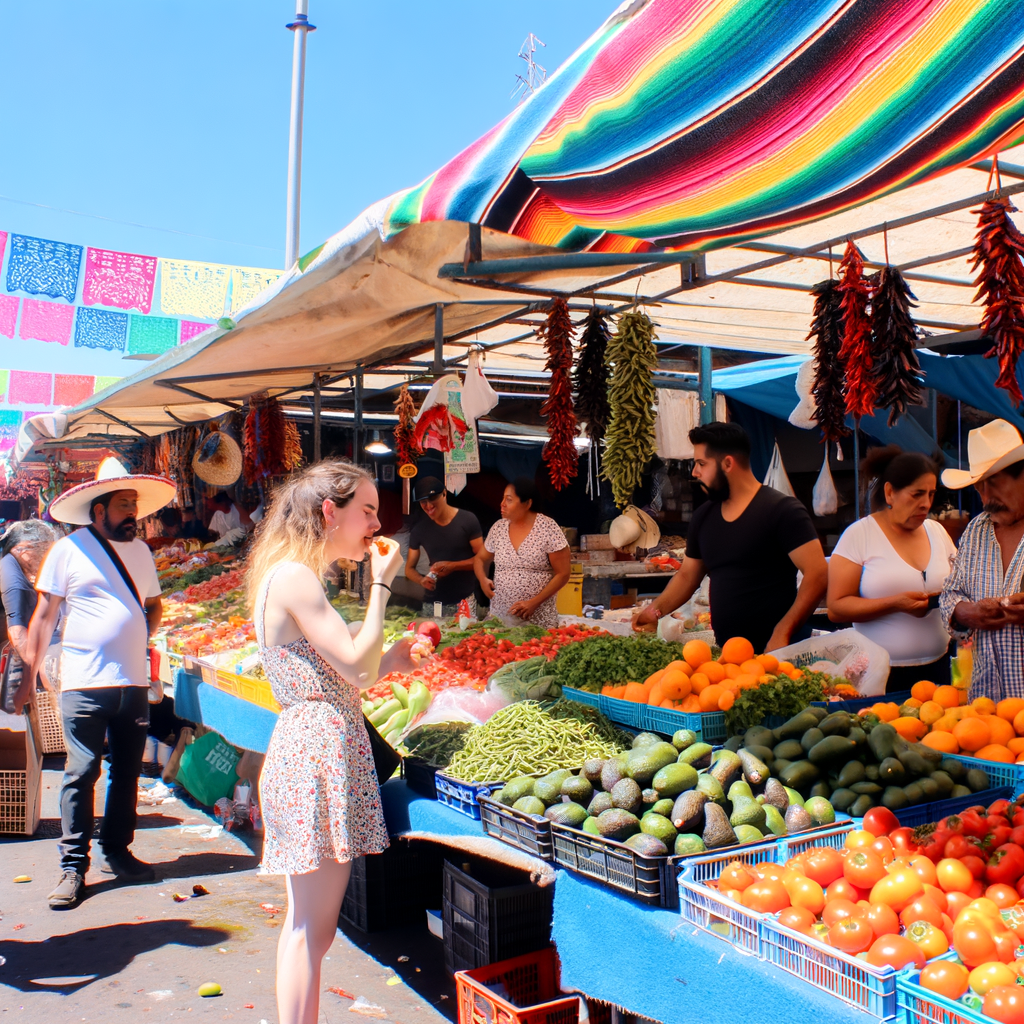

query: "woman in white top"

left=828, top=447, right=957, bottom=693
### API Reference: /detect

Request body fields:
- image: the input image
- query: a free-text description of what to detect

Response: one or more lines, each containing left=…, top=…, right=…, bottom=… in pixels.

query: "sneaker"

left=99, top=850, right=156, bottom=883
left=48, top=871, right=84, bottom=908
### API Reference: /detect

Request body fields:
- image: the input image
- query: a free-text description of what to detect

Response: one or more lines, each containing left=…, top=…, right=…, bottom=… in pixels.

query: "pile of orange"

left=859, top=680, right=1024, bottom=764
left=599, top=636, right=805, bottom=714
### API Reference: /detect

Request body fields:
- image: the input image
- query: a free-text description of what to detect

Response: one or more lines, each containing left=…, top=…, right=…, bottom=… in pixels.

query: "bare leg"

left=276, top=858, right=351, bottom=1024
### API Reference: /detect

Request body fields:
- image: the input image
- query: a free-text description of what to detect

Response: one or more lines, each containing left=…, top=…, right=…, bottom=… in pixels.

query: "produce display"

left=164, top=618, right=255, bottom=657
left=361, top=678, right=432, bottom=746
left=443, top=700, right=630, bottom=782
left=402, top=722, right=474, bottom=768
left=552, top=633, right=684, bottom=692
left=494, top=729, right=837, bottom=858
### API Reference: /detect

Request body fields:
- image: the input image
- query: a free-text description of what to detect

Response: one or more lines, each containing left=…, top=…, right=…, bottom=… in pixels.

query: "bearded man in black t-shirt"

left=633, top=422, right=828, bottom=654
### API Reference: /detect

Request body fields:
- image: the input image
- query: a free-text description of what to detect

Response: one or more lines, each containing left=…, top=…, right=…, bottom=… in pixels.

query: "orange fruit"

left=974, top=744, right=1015, bottom=764
left=718, top=690, right=735, bottom=711
left=702, top=661, right=727, bottom=684
left=1008, top=738, right=1024, bottom=756
left=997, top=698, right=1024, bottom=723
left=757, top=654, right=780, bottom=674
left=661, top=670, right=691, bottom=700
left=778, top=661, right=796, bottom=674
left=922, top=731, right=959, bottom=754
left=982, top=715, right=1015, bottom=747
left=919, top=701, right=945, bottom=726
left=683, top=640, right=713, bottom=670
left=720, top=636, right=755, bottom=665
left=623, top=682, right=648, bottom=702
left=911, top=680, right=937, bottom=702
left=873, top=703, right=900, bottom=723
left=1013, top=709, right=1024, bottom=737
left=680, top=695, right=701, bottom=713
left=892, top=717, right=928, bottom=741
left=734, top=674, right=758, bottom=690
left=956, top=706, right=977, bottom=719
left=933, top=686, right=960, bottom=709
left=687, top=672, right=710, bottom=696
left=904, top=697, right=924, bottom=708
left=931, top=713, right=959, bottom=734
left=699, top=684, right=724, bottom=712
left=739, top=659, right=763, bottom=678
left=952, top=717, right=991, bottom=753
left=645, top=669, right=667, bottom=687
left=973, top=696, right=997, bottom=715
left=724, top=664, right=741, bottom=679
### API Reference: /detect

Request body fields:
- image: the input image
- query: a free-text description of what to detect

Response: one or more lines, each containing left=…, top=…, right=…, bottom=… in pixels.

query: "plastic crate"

left=455, top=948, right=590, bottom=1024
left=0, top=703, right=42, bottom=835
left=435, top=772, right=505, bottom=820
left=896, top=966, right=984, bottom=1024
left=442, top=859, right=553, bottom=975
left=643, top=703, right=828, bottom=743
left=954, top=753, right=1024, bottom=791
left=340, top=838, right=445, bottom=932
left=597, top=694, right=644, bottom=730
left=885, top=784, right=1013, bottom=828
left=479, top=795, right=554, bottom=861
left=36, top=690, right=65, bottom=755
left=401, top=756, right=439, bottom=799
left=549, top=820, right=683, bottom=907
left=199, top=661, right=218, bottom=685
left=235, top=674, right=281, bottom=713
left=211, top=670, right=241, bottom=698
left=561, top=687, right=601, bottom=710
left=776, top=822, right=856, bottom=863
left=822, top=690, right=912, bottom=714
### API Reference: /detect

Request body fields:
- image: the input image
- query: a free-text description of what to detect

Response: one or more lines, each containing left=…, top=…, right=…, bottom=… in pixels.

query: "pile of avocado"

left=726, top=706, right=992, bottom=816
left=491, top=731, right=836, bottom=859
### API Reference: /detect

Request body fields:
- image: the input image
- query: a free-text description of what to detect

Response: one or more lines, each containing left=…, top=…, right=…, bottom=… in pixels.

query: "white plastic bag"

left=461, top=349, right=499, bottom=422
left=812, top=451, right=839, bottom=517
left=409, top=685, right=511, bottom=728
left=771, top=628, right=891, bottom=696
left=788, top=359, right=818, bottom=429
left=763, top=442, right=796, bottom=497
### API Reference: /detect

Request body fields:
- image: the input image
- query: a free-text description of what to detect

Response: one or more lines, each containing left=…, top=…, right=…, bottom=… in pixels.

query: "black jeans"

left=59, top=687, right=149, bottom=874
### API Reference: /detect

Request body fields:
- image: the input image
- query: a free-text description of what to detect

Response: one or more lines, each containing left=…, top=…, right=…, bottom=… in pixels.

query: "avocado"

left=730, top=797, right=767, bottom=832
left=836, top=760, right=866, bottom=788
left=951, top=784, right=972, bottom=799
left=774, top=710, right=822, bottom=742
left=534, top=769, right=573, bottom=805
left=917, top=777, right=939, bottom=799
left=582, top=816, right=601, bottom=836
left=868, top=723, right=897, bottom=762
left=895, top=745, right=931, bottom=777
left=513, top=796, right=546, bottom=816
left=773, top=739, right=805, bottom=762
left=561, top=776, right=594, bottom=805
left=709, top=750, right=743, bottom=791
left=678, top=742, right=714, bottom=770
left=779, top=760, right=820, bottom=792
left=727, top=779, right=753, bottom=804
left=809, top=781, right=832, bottom=800
left=743, top=744, right=776, bottom=767
left=702, top=802, right=738, bottom=849
left=625, top=743, right=678, bottom=786
left=772, top=759, right=793, bottom=778
left=762, top=778, right=789, bottom=811
left=829, top=788, right=856, bottom=812
left=878, top=757, right=907, bottom=785
left=587, top=792, right=614, bottom=817
left=914, top=741, right=943, bottom=766
left=967, top=768, right=990, bottom=793
left=901, top=782, right=924, bottom=804
left=850, top=781, right=883, bottom=795
left=881, top=786, right=908, bottom=811
left=595, top=807, right=641, bottom=841
left=818, top=711, right=852, bottom=736
left=652, top=761, right=699, bottom=797
left=807, top=706, right=829, bottom=721
left=696, top=773, right=726, bottom=806
left=640, top=812, right=678, bottom=846
left=803, top=796, right=835, bottom=825
left=671, top=729, right=698, bottom=752
left=734, top=824, right=766, bottom=844
left=652, top=798, right=675, bottom=817
left=582, top=759, right=605, bottom=785
left=848, top=727, right=867, bottom=746
left=501, top=776, right=535, bottom=804
left=864, top=763, right=880, bottom=781
left=632, top=732, right=663, bottom=749
left=671, top=790, right=707, bottom=832
left=941, top=757, right=967, bottom=782
left=783, top=787, right=805, bottom=808
left=784, top=804, right=813, bottom=833
left=624, top=833, right=668, bottom=857
left=674, top=833, right=706, bottom=856
left=601, top=760, right=627, bottom=793
left=929, top=771, right=954, bottom=797
left=763, top=804, right=787, bottom=836
left=800, top=728, right=825, bottom=754
left=744, top=726, right=777, bottom=750
left=724, top=735, right=745, bottom=752
left=642, top=788, right=659, bottom=806
left=849, top=794, right=875, bottom=817
left=808, top=736, right=857, bottom=766
left=738, top=749, right=770, bottom=786
left=546, top=802, right=589, bottom=827
left=610, top=778, right=643, bottom=815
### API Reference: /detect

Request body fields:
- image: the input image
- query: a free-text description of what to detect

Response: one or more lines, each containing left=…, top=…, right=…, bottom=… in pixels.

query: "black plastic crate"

left=401, top=756, right=439, bottom=800
left=549, top=821, right=682, bottom=908
left=442, top=858, right=553, bottom=975
left=340, top=839, right=445, bottom=932
left=478, top=795, right=554, bottom=861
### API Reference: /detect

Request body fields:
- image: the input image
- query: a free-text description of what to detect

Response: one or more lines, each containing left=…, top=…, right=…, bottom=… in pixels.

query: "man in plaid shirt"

left=940, top=420, right=1024, bottom=699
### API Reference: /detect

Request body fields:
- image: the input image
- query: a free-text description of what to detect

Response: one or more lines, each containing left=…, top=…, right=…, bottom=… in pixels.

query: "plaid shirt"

left=939, top=513, right=1024, bottom=700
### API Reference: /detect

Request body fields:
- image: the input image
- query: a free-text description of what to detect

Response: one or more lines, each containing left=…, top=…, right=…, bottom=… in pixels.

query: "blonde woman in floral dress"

left=246, top=459, right=413, bottom=1024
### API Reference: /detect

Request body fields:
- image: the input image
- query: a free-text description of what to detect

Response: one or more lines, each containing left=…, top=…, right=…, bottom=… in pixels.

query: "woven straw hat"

left=941, top=419, right=1024, bottom=489
left=49, top=457, right=177, bottom=526
left=192, top=431, right=243, bottom=487
left=608, top=505, right=661, bottom=553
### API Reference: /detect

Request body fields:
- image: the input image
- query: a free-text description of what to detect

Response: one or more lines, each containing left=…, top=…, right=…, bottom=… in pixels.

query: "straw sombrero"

left=941, top=419, right=1024, bottom=489
left=192, top=431, right=243, bottom=487
left=49, top=457, right=177, bottom=526
left=608, top=505, right=661, bottom=553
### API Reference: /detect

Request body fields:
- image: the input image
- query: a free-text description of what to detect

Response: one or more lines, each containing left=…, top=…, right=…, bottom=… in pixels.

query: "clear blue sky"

left=0, top=1, right=605, bottom=272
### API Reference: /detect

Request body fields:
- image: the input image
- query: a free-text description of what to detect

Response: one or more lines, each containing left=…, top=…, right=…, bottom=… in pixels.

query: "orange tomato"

left=945, top=890, right=973, bottom=920
left=910, top=856, right=938, bottom=887
left=784, top=874, right=825, bottom=916
left=719, top=861, right=756, bottom=892
left=844, top=830, right=877, bottom=850
left=828, top=916, right=874, bottom=955
left=777, top=905, right=815, bottom=934
left=870, top=836, right=895, bottom=863
left=919, top=960, right=969, bottom=1001
left=863, top=902, right=901, bottom=940
left=826, top=877, right=870, bottom=904
left=992, top=928, right=1020, bottom=963
left=986, top=884, right=1020, bottom=910
left=899, top=896, right=944, bottom=929
left=969, top=962, right=1018, bottom=996
left=869, top=868, right=924, bottom=911
left=865, top=934, right=926, bottom=971
left=922, top=883, right=948, bottom=914
left=905, top=920, right=950, bottom=958
left=982, top=985, right=1024, bottom=1024
left=844, top=850, right=887, bottom=889
left=804, top=847, right=845, bottom=888
left=822, top=898, right=862, bottom=927
left=937, top=858, right=975, bottom=894
left=953, top=920, right=1000, bottom=967
left=741, top=879, right=791, bottom=914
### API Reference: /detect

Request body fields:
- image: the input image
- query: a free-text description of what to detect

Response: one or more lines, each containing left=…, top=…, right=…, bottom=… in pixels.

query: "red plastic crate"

left=455, top=948, right=580, bottom=1024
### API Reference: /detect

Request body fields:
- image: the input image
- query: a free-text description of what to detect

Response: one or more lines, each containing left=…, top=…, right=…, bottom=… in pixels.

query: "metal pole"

left=312, top=372, right=321, bottom=462
left=433, top=304, right=444, bottom=373
left=354, top=364, right=363, bottom=461
left=930, top=388, right=938, bottom=442
left=957, top=399, right=963, bottom=514
left=853, top=420, right=861, bottom=518
left=284, top=2, right=316, bottom=269
left=698, top=346, right=713, bottom=424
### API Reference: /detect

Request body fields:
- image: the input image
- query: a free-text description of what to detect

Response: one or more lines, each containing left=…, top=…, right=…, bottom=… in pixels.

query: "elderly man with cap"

left=14, top=458, right=175, bottom=908
left=940, top=419, right=1024, bottom=699
left=405, top=476, right=483, bottom=619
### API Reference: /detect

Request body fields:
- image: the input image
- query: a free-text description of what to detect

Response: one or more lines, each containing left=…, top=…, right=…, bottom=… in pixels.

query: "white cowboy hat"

left=941, top=419, right=1024, bottom=490
left=609, top=505, right=661, bottom=553
left=48, top=457, right=177, bottom=525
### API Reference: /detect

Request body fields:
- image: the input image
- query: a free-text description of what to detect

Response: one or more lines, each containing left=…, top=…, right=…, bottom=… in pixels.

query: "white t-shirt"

left=209, top=505, right=242, bottom=538
left=36, top=529, right=161, bottom=690
left=831, top=516, right=957, bottom=666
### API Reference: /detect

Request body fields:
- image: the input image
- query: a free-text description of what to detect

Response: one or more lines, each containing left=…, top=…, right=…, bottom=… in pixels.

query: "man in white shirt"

left=16, top=458, right=175, bottom=909
left=207, top=491, right=252, bottom=539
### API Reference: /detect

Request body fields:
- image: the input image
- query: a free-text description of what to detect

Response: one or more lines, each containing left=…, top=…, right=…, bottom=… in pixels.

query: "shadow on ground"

left=0, top=919, right=231, bottom=993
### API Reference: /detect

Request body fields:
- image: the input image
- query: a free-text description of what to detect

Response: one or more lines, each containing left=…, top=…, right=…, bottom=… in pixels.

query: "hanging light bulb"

left=364, top=429, right=392, bottom=456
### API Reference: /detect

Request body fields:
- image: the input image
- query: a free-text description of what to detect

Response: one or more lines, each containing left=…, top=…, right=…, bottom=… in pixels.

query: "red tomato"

left=784, top=875, right=825, bottom=916
left=864, top=902, right=901, bottom=940
left=777, top=906, right=816, bottom=934
left=910, top=856, right=939, bottom=887
left=919, top=961, right=969, bottom=1001
left=826, top=878, right=870, bottom=904
left=988, top=845, right=1024, bottom=887
left=865, top=934, right=927, bottom=971
left=968, top=879, right=987, bottom=898
left=937, top=858, right=975, bottom=894
left=962, top=855, right=989, bottom=881
left=918, top=828, right=952, bottom=863
left=741, top=880, right=791, bottom=914
left=862, top=807, right=900, bottom=837
left=822, top=898, right=861, bottom=927
left=870, top=868, right=924, bottom=911
left=844, top=850, right=887, bottom=889
left=993, top=928, right=1021, bottom=963
left=899, top=896, right=944, bottom=929
left=890, top=827, right=920, bottom=855
left=940, top=913, right=955, bottom=943
left=983, top=985, right=1024, bottom=1024
left=987, top=884, right=1021, bottom=909
left=870, top=836, right=896, bottom=864
left=804, top=848, right=845, bottom=888
left=828, top=916, right=874, bottom=954
left=1011, top=826, right=1024, bottom=847
left=945, top=834, right=979, bottom=861
left=990, top=799, right=1012, bottom=818
left=953, top=920, right=1000, bottom=966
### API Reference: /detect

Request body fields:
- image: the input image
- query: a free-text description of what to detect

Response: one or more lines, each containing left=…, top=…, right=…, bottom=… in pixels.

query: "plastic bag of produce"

left=411, top=685, right=511, bottom=728
left=486, top=655, right=561, bottom=702
left=763, top=442, right=796, bottom=497
left=771, top=628, right=890, bottom=696
left=175, top=730, right=241, bottom=807
left=812, top=451, right=839, bottom=517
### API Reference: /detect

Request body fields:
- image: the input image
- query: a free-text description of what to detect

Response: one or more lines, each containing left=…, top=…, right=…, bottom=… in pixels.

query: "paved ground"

left=0, top=759, right=455, bottom=1023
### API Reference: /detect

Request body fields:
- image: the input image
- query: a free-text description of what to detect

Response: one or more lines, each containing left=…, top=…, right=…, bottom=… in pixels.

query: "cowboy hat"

left=608, top=505, right=661, bottom=553
left=48, top=457, right=177, bottom=526
left=192, top=431, right=242, bottom=487
left=941, top=419, right=1024, bottom=489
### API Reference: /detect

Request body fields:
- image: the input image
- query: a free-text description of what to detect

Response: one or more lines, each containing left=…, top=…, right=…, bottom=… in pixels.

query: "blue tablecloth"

left=172, top=668, right=277, bottom=753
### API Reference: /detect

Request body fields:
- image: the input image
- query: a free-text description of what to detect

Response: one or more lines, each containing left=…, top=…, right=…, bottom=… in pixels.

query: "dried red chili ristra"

left=837, top=241, right=878, bottom=418
left=538, top=298, right=579, bottom=490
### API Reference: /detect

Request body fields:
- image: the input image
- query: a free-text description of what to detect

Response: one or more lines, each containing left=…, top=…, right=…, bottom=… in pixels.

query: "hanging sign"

left=442, top=379, right=480, bottom=475
left=398, top=463, right=418, bottom=479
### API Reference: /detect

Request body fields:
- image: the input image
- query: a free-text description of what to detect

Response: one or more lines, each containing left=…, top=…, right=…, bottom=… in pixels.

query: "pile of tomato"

left=714, top=797, right=1024, bottom=1022
left=436, top=623, right=606, bottom=681
left=180, top=569, right=244, bottom=603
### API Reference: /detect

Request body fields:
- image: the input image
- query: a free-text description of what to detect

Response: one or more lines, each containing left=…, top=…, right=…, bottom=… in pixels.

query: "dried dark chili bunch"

left=244, top=395, right=303, bottom=484
left=572, top=307, right=612, bottom=444
left=837, top=240, right=878, bottom=418
left=871, top=265, right=923, bottom=426
left=393, top=385, right=421, bottom=466
left=538, top=298, right=579, bottom=490
left=807, top=279, right=849, bottom=443
left=971, top=197, right=1024, bottom=406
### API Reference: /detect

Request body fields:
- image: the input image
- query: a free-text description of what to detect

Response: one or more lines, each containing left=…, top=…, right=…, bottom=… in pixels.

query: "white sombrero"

left=941, top=419, right=1024, bottom=490
left=49, top=457, right=177, bottom=526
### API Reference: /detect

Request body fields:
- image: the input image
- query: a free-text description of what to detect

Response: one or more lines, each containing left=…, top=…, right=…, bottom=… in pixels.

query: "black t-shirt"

left=686, top=486, right=818, bottom=654
left=409, top=509, right=482, bottom=604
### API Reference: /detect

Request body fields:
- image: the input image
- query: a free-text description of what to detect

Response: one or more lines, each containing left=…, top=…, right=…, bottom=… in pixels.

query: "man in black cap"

left=405, top=477, right=483, bottom=618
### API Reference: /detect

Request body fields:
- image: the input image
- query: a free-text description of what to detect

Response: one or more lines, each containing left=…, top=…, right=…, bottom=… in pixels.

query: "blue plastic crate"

left=597, top=694, right=645, bottom=730
left=884, top=785, right=1013, bottom=828
left=776, top=822, right=855, bottom=862
left=954, top=753, right=1024, bottom=792
left=823, top=691, right=912, bottom=714
left=896, top=967, right=984, bottom=1024
left=643, top=704, right=718, bottom=742
left=434, top=772, right=504, bottom=821
left=561, top=686, right=601, bottom=710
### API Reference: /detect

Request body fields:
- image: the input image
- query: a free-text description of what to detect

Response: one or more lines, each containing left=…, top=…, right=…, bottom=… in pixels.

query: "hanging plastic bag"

left=812, top=450, right=839, bottom=516
left=763, top=442, right=796, bottom=497
left=461, top=349, right=498, bottom=422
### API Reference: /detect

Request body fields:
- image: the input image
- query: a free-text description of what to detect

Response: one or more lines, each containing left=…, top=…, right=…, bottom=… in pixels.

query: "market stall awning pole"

left=312, top=372, right=322, bottom=462
left=284, top=1, right=315, bottom=270
left=699, top=346, right=713, bottom=425
left=433, top=304, right=444, bottom=373
left=354, top=364, right=363, bottom=462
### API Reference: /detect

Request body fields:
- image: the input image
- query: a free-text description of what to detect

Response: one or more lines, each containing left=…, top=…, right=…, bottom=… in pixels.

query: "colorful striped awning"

left=383, top=0, right=1024, bottom=254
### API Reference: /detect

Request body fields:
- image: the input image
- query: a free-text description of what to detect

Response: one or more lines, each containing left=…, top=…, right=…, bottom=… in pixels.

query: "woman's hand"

left=378, top=638, right=418, bottom=677
left=890, top=591, right=931, bottom=616
left=508, top=597, right=539, bottom=620
left=480, top=578, right=495, bottom=600
left=369, top=538, right=403, bottom=586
